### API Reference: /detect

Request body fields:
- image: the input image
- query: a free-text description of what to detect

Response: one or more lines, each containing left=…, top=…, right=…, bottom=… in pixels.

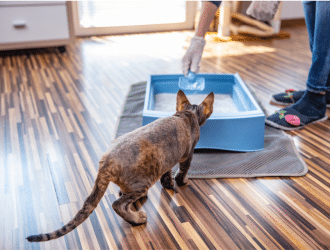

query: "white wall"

left=281, top=1, right=305, bottom=20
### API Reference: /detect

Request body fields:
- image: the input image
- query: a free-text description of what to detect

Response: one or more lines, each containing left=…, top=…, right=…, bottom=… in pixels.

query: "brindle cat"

left=27, top=90, right=214, bottom=242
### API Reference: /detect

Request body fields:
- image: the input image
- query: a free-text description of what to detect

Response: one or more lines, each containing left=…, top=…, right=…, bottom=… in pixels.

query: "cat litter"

left=154, top=93, right=239, bottom=113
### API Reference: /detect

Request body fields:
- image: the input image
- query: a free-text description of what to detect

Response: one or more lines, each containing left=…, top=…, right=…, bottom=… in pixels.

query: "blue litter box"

left=142, top=73, right=265, bottom=152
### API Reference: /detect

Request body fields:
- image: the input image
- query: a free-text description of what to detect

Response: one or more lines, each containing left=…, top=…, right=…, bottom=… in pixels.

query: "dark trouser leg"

left=303, top=1, right=330, bottom=93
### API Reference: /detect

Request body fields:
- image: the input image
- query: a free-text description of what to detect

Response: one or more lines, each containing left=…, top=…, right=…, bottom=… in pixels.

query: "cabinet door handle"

left=13, top=20, right=26, bottom=28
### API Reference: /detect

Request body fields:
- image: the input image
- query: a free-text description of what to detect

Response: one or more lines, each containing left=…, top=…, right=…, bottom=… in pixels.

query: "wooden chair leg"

left=270, top=1, right=283, bottom=34
left=218, top=1, right=232, bottom=37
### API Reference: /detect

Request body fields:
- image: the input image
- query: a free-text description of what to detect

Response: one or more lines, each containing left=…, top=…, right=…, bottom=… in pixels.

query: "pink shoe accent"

left=285, top=114, right=301, bottom=126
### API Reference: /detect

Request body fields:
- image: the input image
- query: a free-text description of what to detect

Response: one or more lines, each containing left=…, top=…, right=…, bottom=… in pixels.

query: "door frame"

left=71, top=1, right=198, bottom=37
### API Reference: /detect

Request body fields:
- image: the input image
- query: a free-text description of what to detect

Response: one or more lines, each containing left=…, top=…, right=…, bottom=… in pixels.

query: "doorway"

left=72, top=1, right=197, bottom=36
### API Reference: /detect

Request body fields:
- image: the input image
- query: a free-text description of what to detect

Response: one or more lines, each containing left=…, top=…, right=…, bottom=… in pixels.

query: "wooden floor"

left=1, top=24, right=330, bottom=250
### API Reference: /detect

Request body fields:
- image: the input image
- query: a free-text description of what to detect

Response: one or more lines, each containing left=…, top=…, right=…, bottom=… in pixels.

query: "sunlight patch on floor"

left=203, top=43, right=276, bottom=58
left=82, top=32, right=189, bottom=64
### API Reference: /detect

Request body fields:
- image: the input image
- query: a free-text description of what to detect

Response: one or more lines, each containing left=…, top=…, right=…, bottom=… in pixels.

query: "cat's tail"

left=26, top=160, right=111, bottom=242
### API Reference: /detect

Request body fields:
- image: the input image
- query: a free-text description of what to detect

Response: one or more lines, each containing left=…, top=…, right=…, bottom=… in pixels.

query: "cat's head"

left=176, top=90, right=214, bottom=127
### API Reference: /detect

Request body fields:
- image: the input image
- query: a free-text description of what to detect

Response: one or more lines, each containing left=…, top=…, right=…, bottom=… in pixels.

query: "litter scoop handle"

left=187, top=71, right=196, bottom=81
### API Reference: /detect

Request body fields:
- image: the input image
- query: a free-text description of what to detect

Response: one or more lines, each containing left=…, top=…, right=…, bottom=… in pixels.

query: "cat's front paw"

left=161, top=179, right=174, bottom=190
left=162, top=181, right=174, bottom=190
left=175, top=175, right=189, bottom=187
left=161, top=173, right=174, bottom=190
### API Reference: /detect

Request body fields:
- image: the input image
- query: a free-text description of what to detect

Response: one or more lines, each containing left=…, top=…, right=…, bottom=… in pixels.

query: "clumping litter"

left=153, top=93, right=239, bottom=113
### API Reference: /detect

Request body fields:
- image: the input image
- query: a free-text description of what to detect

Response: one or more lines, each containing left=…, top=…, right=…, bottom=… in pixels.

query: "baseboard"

left=281, top=18, right=306, bottom=27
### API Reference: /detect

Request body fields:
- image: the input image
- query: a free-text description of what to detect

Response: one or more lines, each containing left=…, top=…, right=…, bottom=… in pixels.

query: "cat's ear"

left=200, top=92, right=214, bottom=117
left=176, top=90, right=190, bottom=112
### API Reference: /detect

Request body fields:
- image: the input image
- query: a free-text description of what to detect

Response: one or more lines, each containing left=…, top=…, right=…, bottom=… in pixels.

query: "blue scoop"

left=179, top=71, right=205, bottom=91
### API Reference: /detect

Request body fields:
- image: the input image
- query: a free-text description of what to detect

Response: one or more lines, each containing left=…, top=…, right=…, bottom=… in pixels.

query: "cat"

left=26, top=90, right=214, bottom=242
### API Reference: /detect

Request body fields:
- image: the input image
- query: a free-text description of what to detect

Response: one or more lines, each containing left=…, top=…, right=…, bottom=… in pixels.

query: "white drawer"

left=0, top=1, right=65, bottom=7
left=0, top=4, right=69, bottom=44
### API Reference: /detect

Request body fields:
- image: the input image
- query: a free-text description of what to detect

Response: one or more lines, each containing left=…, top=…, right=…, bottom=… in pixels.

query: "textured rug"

left=114, top=82, right=308, bottom=179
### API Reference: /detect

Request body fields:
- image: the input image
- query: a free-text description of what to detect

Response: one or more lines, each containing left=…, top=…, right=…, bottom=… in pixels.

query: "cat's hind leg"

left=119, top=190, right=148, bottom=200
left=112, top=190, right=148, bottom=225
left=161, top=171, right=174, bottom=190
left=175, top=155, right=193, bottom=186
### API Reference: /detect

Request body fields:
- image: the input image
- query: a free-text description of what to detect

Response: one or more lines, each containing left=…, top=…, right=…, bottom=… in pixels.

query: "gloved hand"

left=246, top=1, right=281, bottom=22
left=182, top=36, right=206, bottom=77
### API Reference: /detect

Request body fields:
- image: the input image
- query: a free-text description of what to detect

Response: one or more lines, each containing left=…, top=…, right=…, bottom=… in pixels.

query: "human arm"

left=195, top=1, right=220, bottom=38
left=182, top=1, right=220, bottom=76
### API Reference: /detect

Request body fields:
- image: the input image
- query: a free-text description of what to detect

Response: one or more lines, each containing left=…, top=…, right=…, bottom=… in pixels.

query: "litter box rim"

left=143, top=73, right=265, bottom=119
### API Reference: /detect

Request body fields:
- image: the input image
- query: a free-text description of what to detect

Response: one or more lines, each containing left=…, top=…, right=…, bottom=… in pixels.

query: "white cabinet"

left=0, top=1, right=74, bottom=51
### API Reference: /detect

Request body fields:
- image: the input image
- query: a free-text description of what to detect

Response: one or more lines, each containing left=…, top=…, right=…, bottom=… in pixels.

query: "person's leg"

left=271, top=1, right=330, bottom=107
left=305, top=1, right=330, bottom=93
left=266, top=1, right=330, bottom=130
left=302, top=1, right=316, bottom=53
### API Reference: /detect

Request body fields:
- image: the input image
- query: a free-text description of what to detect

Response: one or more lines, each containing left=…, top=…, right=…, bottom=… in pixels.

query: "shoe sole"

left=270, top=96, right=330, bottom=107
left=265, top=115, right=329, bottom=131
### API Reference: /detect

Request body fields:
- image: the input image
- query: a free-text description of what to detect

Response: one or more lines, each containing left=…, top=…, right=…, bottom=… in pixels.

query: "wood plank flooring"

left=1, top=24, right=330, bottom=250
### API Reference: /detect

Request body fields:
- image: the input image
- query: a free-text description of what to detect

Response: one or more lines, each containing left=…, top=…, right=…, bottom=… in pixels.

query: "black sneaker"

left=271, top=89, right=330, bottom=107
